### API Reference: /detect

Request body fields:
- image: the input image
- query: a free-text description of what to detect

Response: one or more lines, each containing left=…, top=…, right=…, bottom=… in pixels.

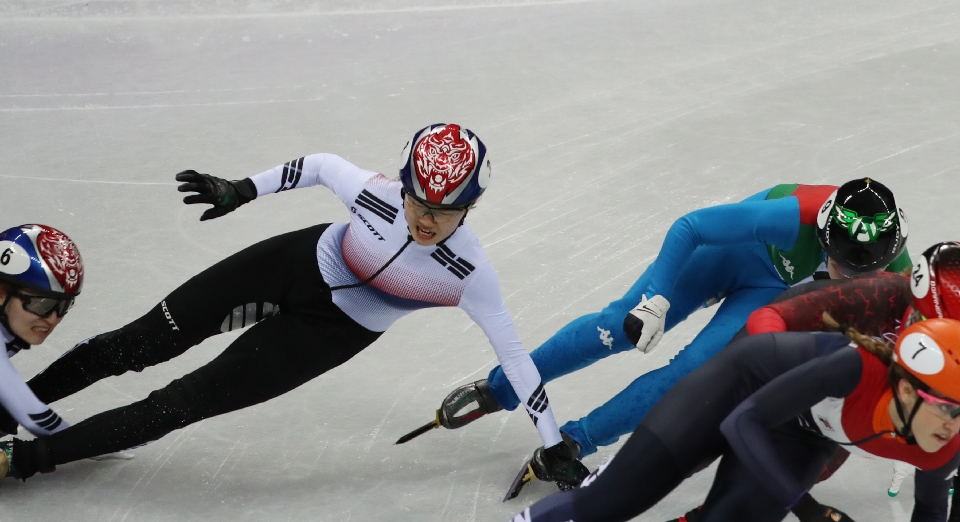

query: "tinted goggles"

left=404, top=196, right=467, bottom=224
left=834, top=262, right=880, bottom=279
left=917, top=389, right=960, bottom=419
left=14, top=292, right=75, bottom=318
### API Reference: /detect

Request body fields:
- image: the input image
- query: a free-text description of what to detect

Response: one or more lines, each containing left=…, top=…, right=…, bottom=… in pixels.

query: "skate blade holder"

left=395, top=409, right=442, bottom=445
left=503, top=461, right=536, bottom=502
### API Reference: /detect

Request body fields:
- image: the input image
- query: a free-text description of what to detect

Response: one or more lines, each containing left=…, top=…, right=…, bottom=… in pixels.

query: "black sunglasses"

left=13, top=292, right=75, bottom=318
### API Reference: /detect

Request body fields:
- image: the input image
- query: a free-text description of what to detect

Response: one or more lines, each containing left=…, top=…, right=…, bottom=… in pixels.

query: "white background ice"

left=1, top=0, right=958, bottom=520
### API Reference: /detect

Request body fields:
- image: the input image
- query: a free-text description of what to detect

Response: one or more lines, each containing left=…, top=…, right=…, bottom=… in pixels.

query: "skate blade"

left=87, top=451, right=136, bottom=461
left=503, top=460, right=536, bottom=502
left=395, top=410, right=442, bottom=445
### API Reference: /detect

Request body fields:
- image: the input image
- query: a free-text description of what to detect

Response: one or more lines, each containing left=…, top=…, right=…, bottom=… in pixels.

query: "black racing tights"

left=15, top=224, right=381, bottom=478
left=523, top=425, right=836, bottom=522
left=520, top=333, right=844, bottom=522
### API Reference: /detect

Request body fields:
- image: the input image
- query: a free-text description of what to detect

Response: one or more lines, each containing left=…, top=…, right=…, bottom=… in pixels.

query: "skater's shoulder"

left=362, top=172, right=403, bottom=192
left=0, top=324, right=25, bottom=358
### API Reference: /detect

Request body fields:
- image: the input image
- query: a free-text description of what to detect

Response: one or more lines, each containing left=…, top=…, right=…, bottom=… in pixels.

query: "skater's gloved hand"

left=792, top=496, right=855, bottom=522
left=623, top=295, right=670, bottom=353
left=530, top=438, right=589, bottom=490
left=176, top=170, right=257, bottom=221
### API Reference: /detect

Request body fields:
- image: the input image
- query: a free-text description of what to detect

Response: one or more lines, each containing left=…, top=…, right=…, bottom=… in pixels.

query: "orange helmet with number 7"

left=894, top=318, right=960, bottom=404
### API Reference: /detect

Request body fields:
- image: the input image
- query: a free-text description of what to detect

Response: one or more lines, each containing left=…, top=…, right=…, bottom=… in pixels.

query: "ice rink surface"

left=1, top=0, right=959, bottom=520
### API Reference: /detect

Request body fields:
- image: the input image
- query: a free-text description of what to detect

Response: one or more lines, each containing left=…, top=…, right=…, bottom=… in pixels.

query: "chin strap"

left=0, top=294, right=13, bottom=336
left=891, top=376, right=925, bottom=445
left=0, top=295, right=29, bottom=352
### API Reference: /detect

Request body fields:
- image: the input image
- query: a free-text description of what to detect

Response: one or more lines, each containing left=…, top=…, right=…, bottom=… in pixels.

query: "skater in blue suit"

left=412, top=178, right=910, bottom=488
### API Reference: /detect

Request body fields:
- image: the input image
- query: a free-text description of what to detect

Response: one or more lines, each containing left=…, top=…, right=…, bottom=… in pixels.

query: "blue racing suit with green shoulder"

left=487, top=183, right=912, bottom=456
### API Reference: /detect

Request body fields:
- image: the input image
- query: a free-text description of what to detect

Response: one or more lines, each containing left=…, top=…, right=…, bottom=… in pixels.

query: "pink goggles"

left=917, top=389, right=960, bottom=418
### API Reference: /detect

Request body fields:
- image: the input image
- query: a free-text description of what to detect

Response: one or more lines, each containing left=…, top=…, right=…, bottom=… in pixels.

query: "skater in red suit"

left=510, top=317, right=960, bottom=522
left=667, top=241, right=960, bottom=521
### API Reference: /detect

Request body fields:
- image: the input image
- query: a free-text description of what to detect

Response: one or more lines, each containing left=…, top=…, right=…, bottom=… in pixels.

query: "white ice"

left=1, top=0, right=959, bottom=520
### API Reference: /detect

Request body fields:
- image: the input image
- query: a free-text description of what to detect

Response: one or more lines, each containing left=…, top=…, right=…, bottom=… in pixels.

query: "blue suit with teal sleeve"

left=487, top=187, right=803, bottom=456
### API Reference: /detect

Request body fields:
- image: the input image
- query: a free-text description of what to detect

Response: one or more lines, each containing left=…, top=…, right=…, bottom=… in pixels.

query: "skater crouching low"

left=510, top=318, right=960, bottom=522
left=0, top=124, right=587, bottom=490
left=0, top=225, right=81, bottom=477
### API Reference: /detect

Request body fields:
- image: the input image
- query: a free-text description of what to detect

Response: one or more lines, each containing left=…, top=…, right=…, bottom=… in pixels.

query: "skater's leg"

left=562, top=283, right=786, bottom=456
left=489, top=246, right=743, bottom=410
left=488, top=267, right=658, bottom=410
left=887, top=460, right=914, bottom=497
left=13, top=308, right=380, bottom=478
left=514, top=331, right=834, bottom=522
left=699, top=428, right=836, bottom=522
left=28, top=224, right=331, bottom=404
left=512, top=426, right=700, bottom=522
left=948, top=468, right=960, bottom=521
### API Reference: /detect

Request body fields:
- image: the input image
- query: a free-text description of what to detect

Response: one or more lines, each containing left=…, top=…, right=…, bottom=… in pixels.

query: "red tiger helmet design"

left=399, top=123, right=490, bottom=207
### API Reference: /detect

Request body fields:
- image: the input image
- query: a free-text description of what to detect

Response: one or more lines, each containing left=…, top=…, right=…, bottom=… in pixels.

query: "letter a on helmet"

left=816, top=177, right=907, bottom=272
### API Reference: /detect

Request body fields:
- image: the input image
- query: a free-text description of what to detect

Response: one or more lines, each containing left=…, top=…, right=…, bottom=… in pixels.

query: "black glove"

left=792, top=494, right=854, bottom=522
left=0, top=403, right=18, bottom=436
left=529, top=436, right=590, bottom=490
left=176, top=170, right=257, bottom=221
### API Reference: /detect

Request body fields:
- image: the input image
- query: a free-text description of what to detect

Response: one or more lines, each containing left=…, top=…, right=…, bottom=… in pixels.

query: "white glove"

left=623, top=295, right=670, bottom=353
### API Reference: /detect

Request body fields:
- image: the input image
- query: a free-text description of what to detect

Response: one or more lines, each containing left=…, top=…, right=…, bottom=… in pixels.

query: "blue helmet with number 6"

left=398, top=123, right=491, bottom=208
left=0, top=224, right=84, bottom=298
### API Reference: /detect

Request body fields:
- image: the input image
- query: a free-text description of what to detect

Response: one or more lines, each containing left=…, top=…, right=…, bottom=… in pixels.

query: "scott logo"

left=161, top=300, right=179, bottom=331
left=351, top=207, right=385, bottom=241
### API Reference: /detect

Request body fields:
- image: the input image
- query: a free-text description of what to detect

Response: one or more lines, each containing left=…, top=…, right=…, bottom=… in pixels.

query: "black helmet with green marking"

left=816, top=177, right=907, bottom=272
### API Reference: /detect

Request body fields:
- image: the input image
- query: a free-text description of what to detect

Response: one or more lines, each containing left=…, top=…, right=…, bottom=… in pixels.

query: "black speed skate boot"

left=528, top=433, right=588, bottom=490
left=396, top=379, right=504, bottom=444
left=505, top=432, right=588, bottom=501
left=438, top=379, right=504, bottom=429
left=792, top=493, right=855, bottom=522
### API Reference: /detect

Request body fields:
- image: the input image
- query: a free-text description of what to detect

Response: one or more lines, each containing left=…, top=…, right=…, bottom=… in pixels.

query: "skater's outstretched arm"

left=720, top=347, right=862, bottom=507
left=247, top=153, right=376, bottom=201
left=644, top=197, right=800, bottom=298
left=178, top=153, right=379, bottom=220
left=0, top=352, right=69, bottom=436
left=460, top=261, right=564, bottom=449
left=746, top=272, right=911, bottom=336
